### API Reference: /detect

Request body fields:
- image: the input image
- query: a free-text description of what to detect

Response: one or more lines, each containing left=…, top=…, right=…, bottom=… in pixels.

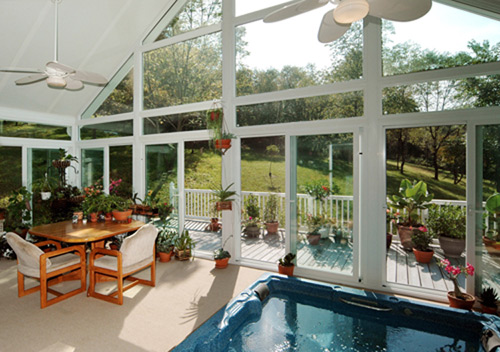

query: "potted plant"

left=387, top=179, right=433, bottom=251
left=108, top=195, right=133, bottom=222
left=243, top=194, right=261, bottom=237
left=215, top=132, right=236, bottom=152
left=174, top=230, right=195, bottom=261
left=81, top=194, right=103, bottom=222
left=304, top=213, right=326, bottom=245
left=5, top=186, right=32, bottom=237
left=52, top=148, right=79, bottom=187
left=437, top=259, right=475, bottom=310
left=478, top=287, right=498, bottom=314
left=264, top=193, right=280, bottom=234
left=426, top=204, right=466, bottom=258
left=484, top=193, right=500, bottom=249
left=213, top=248, right=231, bottom=268
left=411, top=226, right=434, bottom=263
left=206, top=203, right=221, bottom=232
left=0, top=196, right=9, bottom=220
left=157, top=202, right=174, bottom=222
left=211, top=183, right=237, bottom=211
left=156, top=224, right=176, bottom=262
left=278, top=252, right=296, bottom=276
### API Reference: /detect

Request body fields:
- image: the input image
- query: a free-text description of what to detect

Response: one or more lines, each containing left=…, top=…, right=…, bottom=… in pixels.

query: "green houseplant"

left=5, top=187, right=32, bottom=237
left=243, top=194, right=261, bottom=237
left=485, top=193, right=500, bottom=242
left=174, top=230, right=195, bottom=261
left=278, top=252, right=296, bottom=276
left=156, top=224, right=177, bottom=262
left=211, top=183, right=237, bottom=211
left=478, top=287, right=498, bottom=314
left=213, top=248, right=231, bottom=268
left=426, top=204, right=466, bottom=258
left=108, top=195, right=133, bottom=222
left=411, top=226, right=434, bottom=263
left=264, top=193, right=280, bottom=234
left=387, top=179, right=433, bottom=250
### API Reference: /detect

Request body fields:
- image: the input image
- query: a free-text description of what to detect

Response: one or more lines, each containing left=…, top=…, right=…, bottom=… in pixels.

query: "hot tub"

left=173, top=274, right=500, bottom=351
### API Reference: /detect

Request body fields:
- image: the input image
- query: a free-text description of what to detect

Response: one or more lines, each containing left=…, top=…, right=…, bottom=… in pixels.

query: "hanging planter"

left=215, top=138, right=231, bottom=150
left=41, top=192, right=51, bottom=200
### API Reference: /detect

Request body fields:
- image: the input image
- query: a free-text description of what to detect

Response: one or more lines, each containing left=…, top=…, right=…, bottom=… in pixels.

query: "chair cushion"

left=19, top=253, right=81, bottom=278
left=6, top=232, right=51, bottom=269
left=119, top=224, right=158, bottom=267
left=93, top=256, right=153, bottom=274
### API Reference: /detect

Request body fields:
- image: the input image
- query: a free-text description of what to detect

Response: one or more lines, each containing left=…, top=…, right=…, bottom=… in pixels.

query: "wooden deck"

left=184, top=219, right=500, bottom=292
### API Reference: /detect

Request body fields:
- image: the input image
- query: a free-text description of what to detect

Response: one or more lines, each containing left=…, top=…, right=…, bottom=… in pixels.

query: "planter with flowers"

left=278, top=252, right=296, bottom=276
left=5, top=187, right=32, bottom=237
left=213, top=248, right=231, bottom=269
left=206, top=104, right=235, bottom=154
left=411, top=226, right=434, bottom=264
left=426, top=204, right=466, bottom=258
left=264, top=193, right=280, bottom=234
left=437, top=259, right=475, bottom=310
left=388, top=179, right=433, bottom=251
left=243, top=194, right=261, bottom=237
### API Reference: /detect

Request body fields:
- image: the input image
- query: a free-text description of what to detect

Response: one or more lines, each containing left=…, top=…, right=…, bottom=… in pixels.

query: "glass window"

left=235, top=0, right=289, bottom=17
left=143, top=33, right=222, bottom=110
left=184, top=140, right=222, bottom=253
left=237, top=92, right=363, bottom=126
left=0, top=146, right=22, bottom=199
left=80, top=120, right=133, bottom=140
left=236, top=20, right=362, bottom=96
left=81, top=149, right=104, bottom=189
left=386, top=125, right=467, bottom=290
left=143, top=111, right=207, bottom=135
left=241, top=136, right=286, bottom=263
left=382, top=76, right=500, bottom=115
left=0, top=120, right=70, bottom=140
left=92, top=68, right=133, bottom=118
left=154, top=0, right=222, bottom=41
left=295, top=133, right=354, bottom=275
left=382, top=2, right=500, bottom=76
left=145, top=144, right=178, bottom=210
left=110, top=145, right=133, bottom=198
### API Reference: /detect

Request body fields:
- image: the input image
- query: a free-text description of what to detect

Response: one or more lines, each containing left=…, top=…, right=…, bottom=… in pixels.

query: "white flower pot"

left=41, top=192, right=51, bottom=201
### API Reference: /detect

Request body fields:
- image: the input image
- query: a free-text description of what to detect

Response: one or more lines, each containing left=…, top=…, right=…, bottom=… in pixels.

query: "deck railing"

left=184, top=188, right=492, bottom=232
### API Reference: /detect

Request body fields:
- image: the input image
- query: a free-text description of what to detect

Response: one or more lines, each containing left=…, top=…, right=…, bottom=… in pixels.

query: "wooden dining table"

left=29, top=219, right=145, bottom=249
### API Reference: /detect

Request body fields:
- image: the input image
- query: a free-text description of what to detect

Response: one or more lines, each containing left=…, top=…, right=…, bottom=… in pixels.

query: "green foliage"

left=388, top=179, right=433, bottom=226
left=411, top=226, right=434, bottom=251
left=56, top=148, right=78, bottom=163
left=245, top=194, right=260, bottom=219
left=303, top=181, right=338, bottom=200
left=279, top=252, right=296, bottom=267
left=156, top=224, right=177, bottom=253
left=426, top=204, right=466, bottom=239
left=211, top=183, right=237, bottom=202
left=107, top=195, right=132, bottom=212
left=479, top=287, right=498, bottom=308
left=5, top=187, right=32, bottom=232
left=174, top=230, right=195, bottom=252
left=213, top=248, right=231, bottom=260
left=263, top=194, right=279, bottom=223
left=486, top=193, right=500, bottom=214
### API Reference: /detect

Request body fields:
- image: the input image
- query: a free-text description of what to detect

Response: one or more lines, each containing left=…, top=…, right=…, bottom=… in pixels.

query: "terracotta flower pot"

left=216, top=201, right=232, bottom=211
left=481, top=303, right=498, bottom=315
left=112, top=209, right=132, bottom=222
left=215, top=257, right=230, bottom=268
left=307, top=233, right=321, bottom=245
left=447, top=292, right=476, bottom=310
left=413, top=248, right=434, bottom=264
left=90, top=212, right=98, bottom=223
left=265, top=222, right=279, bottom=234
left=397, top=224, right=419, bottom=251
left=215, top=139, right=231, bottom=150
left=104, top=213, right=112, bottom=221
left=278, top=264, right=294, bottom=276
left=158, top=251, right=173, bottom=263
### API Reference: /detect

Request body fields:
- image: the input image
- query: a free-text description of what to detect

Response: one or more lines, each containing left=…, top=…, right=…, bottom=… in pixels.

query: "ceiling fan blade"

left=65, top=77, right=84, bottom=91
left=264, top=0, right=329, bottom=23
left=0, top=68, right=43, bottom=74
left=15, top=74, right=48, bottom=85
left=71, top=70, right=108, bottom=85
left=46, top=61, right=76, bottom=74
left=318, top=9, right=351, bottom=43
left=368, top=0, right=432, bottom=22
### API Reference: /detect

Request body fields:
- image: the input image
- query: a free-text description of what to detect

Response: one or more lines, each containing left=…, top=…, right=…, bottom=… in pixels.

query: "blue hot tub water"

left=173, top=274, right=500, bottom=352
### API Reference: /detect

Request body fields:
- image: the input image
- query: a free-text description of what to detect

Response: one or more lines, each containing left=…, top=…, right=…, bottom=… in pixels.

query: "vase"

left=307, top=233, right=321, bottom=245
left=278, top=264, right=294, bottom=276
left=112, top=209, right=132, bottom=222
left=412, top=248, right=434, bottom=264
left=397, top=224, right=419, bottom=251
left=447, top=291, right=476, bottom=310
left=158, top=251, right=173, bottom=263
left=439, top=236, right=465, bottom=258
left=215, top=257, right=230, bottom=268
left=265, top=222, right=279, bottom=234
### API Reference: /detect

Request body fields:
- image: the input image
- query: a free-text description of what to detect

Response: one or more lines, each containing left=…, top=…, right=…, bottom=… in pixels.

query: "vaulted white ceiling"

left=0, top=0, right=174, bottom=121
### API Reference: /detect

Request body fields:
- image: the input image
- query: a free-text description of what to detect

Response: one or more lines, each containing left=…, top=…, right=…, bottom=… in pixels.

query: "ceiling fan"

left=264, top=0, right=432, bottom=43
left=0, top=0, right=107, bottom=90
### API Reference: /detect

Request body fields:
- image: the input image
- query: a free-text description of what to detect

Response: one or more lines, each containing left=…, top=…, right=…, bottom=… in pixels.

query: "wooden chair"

left=87, top=223, right=158, bottom=305
left=5, top=232, right=86, bottom=309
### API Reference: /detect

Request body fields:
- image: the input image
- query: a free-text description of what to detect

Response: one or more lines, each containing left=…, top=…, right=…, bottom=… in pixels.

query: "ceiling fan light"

left=46, top=75, right=66, bottom=88
left=334, top=0, right=369, bottom=24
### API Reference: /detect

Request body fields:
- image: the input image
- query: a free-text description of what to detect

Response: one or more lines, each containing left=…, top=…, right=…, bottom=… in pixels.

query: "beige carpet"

left=0, top=257, right=266, bottom=352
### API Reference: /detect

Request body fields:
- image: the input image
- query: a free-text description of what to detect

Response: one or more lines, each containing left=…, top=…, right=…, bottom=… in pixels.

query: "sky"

left=236, top=1, right=500, bottom=71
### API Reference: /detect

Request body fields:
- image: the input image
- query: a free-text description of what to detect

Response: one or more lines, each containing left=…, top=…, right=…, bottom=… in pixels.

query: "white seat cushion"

left=18, top=253, right=81, bottom=278
left=93, top=256, right=153, bottom=274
